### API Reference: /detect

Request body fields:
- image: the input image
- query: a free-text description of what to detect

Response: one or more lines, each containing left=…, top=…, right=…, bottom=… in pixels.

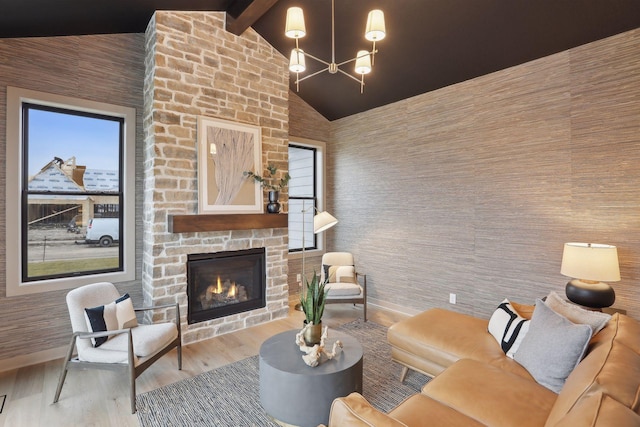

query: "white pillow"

left=323, top=264, right=357, bottom=284
left=488, top=299, right=531, bottom=358
left=84, top=293, right=138, bottom=347
left=545, top=291, right=611, bottom=335
left=114, top=294, right=136, bottom=329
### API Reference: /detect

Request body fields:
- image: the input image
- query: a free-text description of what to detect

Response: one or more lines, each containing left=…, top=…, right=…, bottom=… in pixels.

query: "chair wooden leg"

left=176, top=303, right=182, bottom=370
left=400, top=366, right=409, bottom=382
left=130, top=368, right=136, bottom=414
left=128, top=330, right=136, bottom=414
left=53, top=334, right=76, bottom=404
left=363, top=302, right=367, bottom=322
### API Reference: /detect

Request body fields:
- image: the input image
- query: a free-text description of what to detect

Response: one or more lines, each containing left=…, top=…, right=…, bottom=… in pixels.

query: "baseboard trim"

left=0, top=345, right=67, bottom=373
left=367, top=298, right=422, bottom=318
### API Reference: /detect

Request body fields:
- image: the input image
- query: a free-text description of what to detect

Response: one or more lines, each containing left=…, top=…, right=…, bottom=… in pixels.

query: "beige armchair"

left=53, top=282, right=181, bottom=413
left=321, top=252, right=367, bottom=321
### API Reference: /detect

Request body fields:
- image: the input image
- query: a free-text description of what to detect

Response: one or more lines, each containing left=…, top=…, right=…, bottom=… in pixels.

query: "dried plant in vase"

left=244, top=164, right=291, bottom=213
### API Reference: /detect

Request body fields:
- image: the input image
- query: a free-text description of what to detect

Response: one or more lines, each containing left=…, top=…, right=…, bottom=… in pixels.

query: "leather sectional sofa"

left=326, top=302, right=640, bottom=426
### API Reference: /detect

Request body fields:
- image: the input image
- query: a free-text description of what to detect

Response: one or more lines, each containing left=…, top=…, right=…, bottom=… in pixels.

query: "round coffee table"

left=259, top=329, right=363, bottom=427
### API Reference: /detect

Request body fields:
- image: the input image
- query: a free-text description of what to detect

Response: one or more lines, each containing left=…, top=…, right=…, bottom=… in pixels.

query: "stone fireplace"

left=187, top=248, right=266, bottom=324
left=141, top=11, right=290, bottom=345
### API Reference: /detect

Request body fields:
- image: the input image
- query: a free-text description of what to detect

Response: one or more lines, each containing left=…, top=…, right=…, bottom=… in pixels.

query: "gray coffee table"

left=259, top=329, right=363, bottom=427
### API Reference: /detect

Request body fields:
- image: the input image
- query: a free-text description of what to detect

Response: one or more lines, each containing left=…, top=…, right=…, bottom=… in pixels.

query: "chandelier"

left=285, top=0, right=386, bottom=93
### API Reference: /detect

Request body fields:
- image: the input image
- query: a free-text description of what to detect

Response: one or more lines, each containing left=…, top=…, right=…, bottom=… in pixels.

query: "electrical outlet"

left=449, top=293, right=457, bottom=304
left=296, top=274, right=301, bottom=282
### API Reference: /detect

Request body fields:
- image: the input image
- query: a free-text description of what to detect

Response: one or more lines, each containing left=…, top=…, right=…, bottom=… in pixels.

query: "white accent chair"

left=53, top=282, right=182, bottom=413
left=321, top=252, right=367, bottom=322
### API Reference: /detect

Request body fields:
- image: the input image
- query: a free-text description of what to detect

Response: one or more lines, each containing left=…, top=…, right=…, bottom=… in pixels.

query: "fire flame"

left=216, top=276, right=222, bottom=294
left=227, top=282, right=236, bottom=297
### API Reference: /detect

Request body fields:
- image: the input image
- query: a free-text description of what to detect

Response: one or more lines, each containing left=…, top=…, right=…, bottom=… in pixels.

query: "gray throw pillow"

left=545, top=291, right=611, bottom=335
left=514, top=299, right=592, bottom=393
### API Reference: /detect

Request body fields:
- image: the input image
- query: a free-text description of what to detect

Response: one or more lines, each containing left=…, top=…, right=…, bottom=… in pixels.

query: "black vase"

left=266, top=190, right=281, bottom=213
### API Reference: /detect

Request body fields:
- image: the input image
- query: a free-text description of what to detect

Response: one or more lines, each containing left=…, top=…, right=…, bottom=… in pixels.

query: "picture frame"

left=197, top=116, right=263, bottom=214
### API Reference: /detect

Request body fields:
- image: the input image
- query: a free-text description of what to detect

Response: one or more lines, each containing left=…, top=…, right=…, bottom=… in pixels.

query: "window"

left=288, top=139, right=326, bottom=253
left=6, top=87, right=136, bottom=296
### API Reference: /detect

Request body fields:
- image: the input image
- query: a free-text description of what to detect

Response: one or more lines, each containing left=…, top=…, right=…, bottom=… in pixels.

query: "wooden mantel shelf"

left=168, top=213, right=288, bottom=233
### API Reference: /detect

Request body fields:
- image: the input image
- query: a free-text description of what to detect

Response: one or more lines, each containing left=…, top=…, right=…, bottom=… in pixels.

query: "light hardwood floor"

left=0, top=304, right=407, bottom=427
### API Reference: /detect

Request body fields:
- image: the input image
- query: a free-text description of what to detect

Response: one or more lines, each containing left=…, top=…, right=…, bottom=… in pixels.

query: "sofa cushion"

left=388, top=308, right=532, bottom=379
left=545, top=314, right=640, bottom=426
left=552, top=391, right=640, bottom=427
left=389, top=394, right=486, bottom=427
left=422, top=358, right=557, bottom=427
left=514, top=299, right=592, bottom=393
left=510, top=300, right=535, bottom=319
left=488, top=299, right=531, bottom=358
left=328, top=392, right=408, bottom=427
left=327, top=392, right=487, bottom=427
left=545, top=291, right=610, bottom=335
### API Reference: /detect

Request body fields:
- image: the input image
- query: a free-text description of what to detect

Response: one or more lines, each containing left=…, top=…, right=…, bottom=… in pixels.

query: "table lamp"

left=560, top=242, right=620, bottom=309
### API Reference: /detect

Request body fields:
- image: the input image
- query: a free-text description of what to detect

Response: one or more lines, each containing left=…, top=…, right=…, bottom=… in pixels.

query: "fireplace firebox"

left=187, top=248, right=266, bottom=324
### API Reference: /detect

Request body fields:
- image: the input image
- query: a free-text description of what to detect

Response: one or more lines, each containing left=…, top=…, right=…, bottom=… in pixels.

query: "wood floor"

left=0, top=304, right=407, bottom=427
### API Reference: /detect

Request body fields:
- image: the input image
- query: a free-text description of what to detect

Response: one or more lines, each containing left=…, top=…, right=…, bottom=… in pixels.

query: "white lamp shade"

left=313, top=211, right=338, bottom=234
left=289, top=49, right=306, bottom=73
left=365, top=9, right=386, bottom=42
left=560, top=242, right=621, bottom=282
left=355, top=50, right=372, bottom=75
left=285, top=7, right=306, bottom=39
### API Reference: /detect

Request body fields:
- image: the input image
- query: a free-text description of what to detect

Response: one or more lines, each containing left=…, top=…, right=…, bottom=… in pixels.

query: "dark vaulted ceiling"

left=2, top=0, right=640, bottom=120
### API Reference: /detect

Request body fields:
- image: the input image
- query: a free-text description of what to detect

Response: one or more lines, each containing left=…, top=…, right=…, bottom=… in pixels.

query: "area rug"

left=136, top=320, right=429, bottom=426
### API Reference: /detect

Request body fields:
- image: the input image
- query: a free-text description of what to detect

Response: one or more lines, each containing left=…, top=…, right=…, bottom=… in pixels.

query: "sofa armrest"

left=328, top=393, right=408, bottom=427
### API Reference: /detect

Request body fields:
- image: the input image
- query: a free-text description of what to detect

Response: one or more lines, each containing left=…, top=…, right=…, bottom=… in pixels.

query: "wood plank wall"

left=326, top=29, right=640, bottom=319
left=0, top=35, right=146, bottom=365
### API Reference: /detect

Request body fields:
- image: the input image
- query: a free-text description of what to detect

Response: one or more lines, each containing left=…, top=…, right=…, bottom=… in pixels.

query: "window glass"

left=288, top=145, right=316, bottom=251
left=5, top=86, right=136, bottom=296
left=23, top=105, right=123, bottom=281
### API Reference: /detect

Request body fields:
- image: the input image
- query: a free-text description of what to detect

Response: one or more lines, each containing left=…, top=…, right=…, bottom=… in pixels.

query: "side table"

left=259, top=329, right=363, bottom=427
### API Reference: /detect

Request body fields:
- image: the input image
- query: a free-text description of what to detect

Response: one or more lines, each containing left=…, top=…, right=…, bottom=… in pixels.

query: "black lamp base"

left=565, top=279, right=615, bottom=309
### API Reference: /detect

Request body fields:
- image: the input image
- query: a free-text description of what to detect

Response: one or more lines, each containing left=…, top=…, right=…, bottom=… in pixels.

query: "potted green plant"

left=244, top=164, right=291, bottom=213
left=300, top=273, right=328, bottom=345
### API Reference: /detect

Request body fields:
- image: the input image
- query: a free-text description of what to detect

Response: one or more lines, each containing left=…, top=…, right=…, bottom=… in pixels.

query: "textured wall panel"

left=0, top=34, right=145, bottom=362
left=328, top=29, right=640, bottom=319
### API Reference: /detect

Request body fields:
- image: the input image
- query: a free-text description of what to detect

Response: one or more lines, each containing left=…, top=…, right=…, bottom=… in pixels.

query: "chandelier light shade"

left=560, top=242, right=620, bottom=309
left=289, top=48, right=306, bottom=73
left=285, top=0, right=386, bottom=93
left=285, top=7, right=306, bottom=39
left=365, top=10, right=386, bottom=42
left=355, top=50, right=372, bottom=75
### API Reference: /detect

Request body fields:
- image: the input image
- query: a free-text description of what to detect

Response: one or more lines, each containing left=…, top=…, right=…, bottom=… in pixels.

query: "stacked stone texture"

left=142, top=11, right=289, bottom=344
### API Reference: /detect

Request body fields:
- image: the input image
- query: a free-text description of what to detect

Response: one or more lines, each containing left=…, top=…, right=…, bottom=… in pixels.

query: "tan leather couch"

left=326, top=308, right=640, bottom=426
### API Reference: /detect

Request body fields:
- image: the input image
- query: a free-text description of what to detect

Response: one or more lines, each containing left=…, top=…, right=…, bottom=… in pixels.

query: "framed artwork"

left=197, top=116, right=263, bottom=214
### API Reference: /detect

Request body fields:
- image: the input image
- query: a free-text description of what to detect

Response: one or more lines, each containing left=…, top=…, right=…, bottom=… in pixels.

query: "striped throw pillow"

left=488, top=299, right=531, bottom=358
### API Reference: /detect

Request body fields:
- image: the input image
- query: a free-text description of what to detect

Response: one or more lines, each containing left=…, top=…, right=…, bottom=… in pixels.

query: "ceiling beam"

left=226, top=0, right=279, bottom=36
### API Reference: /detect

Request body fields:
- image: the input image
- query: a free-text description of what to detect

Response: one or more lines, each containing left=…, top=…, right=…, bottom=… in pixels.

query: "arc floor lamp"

left=296, top=204, right=338, bottom=311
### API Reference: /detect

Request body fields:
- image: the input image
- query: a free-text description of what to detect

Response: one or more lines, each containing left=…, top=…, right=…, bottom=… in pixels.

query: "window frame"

left=288, top=138, right=327, bottom=258
left=6, top=87, right=136, bottom=296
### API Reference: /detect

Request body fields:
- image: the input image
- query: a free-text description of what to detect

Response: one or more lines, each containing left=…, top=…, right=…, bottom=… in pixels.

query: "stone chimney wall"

left=143, top=11, right=289, bottom=344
